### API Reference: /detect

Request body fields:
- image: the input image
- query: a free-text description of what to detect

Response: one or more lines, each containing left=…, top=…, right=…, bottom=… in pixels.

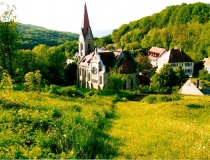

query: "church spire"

left=82, top=3, right=90, bottom=36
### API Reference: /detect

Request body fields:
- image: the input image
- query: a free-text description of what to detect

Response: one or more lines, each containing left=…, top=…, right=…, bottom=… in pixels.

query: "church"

left=77, top=3, right=139, bottom=90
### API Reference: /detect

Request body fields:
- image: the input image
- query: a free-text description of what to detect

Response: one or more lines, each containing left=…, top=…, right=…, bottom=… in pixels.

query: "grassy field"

left=0, top=90, right=117, bottom=159
left=108, top=95, right=210, bottom=159
left=0, top=88, right=210, bottom=158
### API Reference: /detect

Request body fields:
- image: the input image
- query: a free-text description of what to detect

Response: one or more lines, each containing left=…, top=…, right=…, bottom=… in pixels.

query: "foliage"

left=24, top=70, right=42, bottom=92
left=50, top=86, right=85, bottom=98
left=174, top=65, right=189, bottom=88
left=143, top=95, right=157, bottom=104
left=0, top=70, right=13, bottom=92
left=151, top=64, right=177, bottom=93
left=64, top=62, right=77, bottom=85
left=109, top=66, right=127, bottom=91
left=0, top=3, right=19, bottom=77
left=17, top=23, right=78, bottom=50
left=94, top=35, right=113, bottom=47
left=0, top=91, right=117, bottom=159
left=199, top=69, right=210, bottom=81
left=135, top=54, right=152, bottom=73
left=108, top=2, right=210, bottom=62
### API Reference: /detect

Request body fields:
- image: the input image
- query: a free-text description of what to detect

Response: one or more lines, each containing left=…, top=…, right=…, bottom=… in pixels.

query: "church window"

left=80, top=43, right=83, bottom=51
left=100, top=75, right=102, bottom=84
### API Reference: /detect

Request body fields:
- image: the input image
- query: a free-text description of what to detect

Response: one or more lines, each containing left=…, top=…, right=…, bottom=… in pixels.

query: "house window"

left=131, top=78, right=133, bottom=90
left=185, top=62, right=192, bottom=67
left=100, top=75, right=102, bottom=84
left=88, top=72, right=90, bottom=81
left=88, top=44, right=90, bottom=50
left=79, top=68, right=81, bottom=76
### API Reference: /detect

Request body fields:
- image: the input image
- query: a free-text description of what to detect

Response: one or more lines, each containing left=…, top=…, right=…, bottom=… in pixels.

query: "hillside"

left=1, top=87, right=210, bottom=158
left=110, top=2, right=210, bottom=62
left=17, top=23, right=79, bottom=50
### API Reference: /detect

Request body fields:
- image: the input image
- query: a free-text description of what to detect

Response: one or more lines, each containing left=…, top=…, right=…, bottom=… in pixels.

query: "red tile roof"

left=82, top=3, right=90, bottom=36
left=148, top=47, right=167, bottom=55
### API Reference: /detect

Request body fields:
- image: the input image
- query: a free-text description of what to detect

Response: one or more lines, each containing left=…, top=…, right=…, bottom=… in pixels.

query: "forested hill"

left=17, top=23, right=79, bottom=50
left=111, top=2, right=210, bottom=62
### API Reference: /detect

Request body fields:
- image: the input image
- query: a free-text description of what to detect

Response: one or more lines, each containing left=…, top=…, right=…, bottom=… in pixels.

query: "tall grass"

left=0, top=91, right=117, bottom=159
left=107, top=95, right=210, bottom=159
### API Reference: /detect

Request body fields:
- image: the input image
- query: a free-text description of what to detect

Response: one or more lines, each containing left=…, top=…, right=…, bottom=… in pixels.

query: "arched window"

left=100, top=75, right=103, bottom=84
left=80, top=43, right=83, bottom=50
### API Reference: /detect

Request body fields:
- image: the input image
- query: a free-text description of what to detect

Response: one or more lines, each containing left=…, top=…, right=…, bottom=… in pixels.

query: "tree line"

left=17, top=23, right=79, bottom=50
left=102, top=2, right=210, bottom=62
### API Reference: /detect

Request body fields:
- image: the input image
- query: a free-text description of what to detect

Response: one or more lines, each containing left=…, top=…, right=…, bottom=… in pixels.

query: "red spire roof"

left=82, top=3, right=90, bottom=36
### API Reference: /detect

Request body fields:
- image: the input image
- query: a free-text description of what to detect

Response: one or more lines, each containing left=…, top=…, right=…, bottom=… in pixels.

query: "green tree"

left=151, top=64, right=177, bottom=93
left=24, top=70, right=41, bottom=92
left=199, top=69, right=210, bottom=81
left=47, top=46, right=66, bottom=84
left=174, top=65, right=189, bottom=88
left=135, top=54, right=152, bottom=73
left=0, top=69, right=13, bottom=92
left=64, top=62, right=77, bottom=85
left=0, top=3, right=19, bottom=77
left=109, top=66, right=127, bottom=91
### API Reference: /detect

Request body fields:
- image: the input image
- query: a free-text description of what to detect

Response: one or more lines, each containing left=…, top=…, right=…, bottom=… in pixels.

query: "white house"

left=157, top=48, right=194, bottom=77
left=148, top=47, right=167, bottom=68
left=77, top=3, right=139, bottom=90
left=204, top=58, right=210, bottom=73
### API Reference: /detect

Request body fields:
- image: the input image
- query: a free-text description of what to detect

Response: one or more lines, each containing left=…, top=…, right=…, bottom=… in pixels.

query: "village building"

left=203, top=58, right=210, bottom=73
left=179, top=79, right=203, bottom=95
left=157, top=48, right=194, bottom=77
left=77, top=3, right=139, bottom=90
left=148, top=47, right=167, bottom=68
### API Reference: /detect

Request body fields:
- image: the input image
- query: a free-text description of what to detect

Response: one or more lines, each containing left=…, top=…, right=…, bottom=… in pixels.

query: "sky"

left=1, top=0, right=210, bottom=35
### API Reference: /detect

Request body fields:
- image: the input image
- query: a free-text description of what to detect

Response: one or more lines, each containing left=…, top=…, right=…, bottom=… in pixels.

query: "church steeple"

left=78, top=3, right=94, bottom=60
left=82, top=3, right=90, bottom=36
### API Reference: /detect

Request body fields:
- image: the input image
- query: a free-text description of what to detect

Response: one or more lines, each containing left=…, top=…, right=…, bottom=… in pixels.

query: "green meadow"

left=0, top=88, right=210, bottom=159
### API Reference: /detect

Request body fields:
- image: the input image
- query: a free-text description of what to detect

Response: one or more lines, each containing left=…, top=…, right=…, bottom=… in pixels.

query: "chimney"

left=196, top=79, right=199, bottom=88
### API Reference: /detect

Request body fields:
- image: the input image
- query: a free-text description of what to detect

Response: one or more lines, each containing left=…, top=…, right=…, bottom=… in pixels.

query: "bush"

left=59, top=86, right=84, bottom=98
left=143, top=95, right=157, bottom=104
left=158, top=94, right=181, bottom=102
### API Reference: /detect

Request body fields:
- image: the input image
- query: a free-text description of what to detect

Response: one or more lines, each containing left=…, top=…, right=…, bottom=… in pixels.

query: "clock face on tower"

left=92, top=66, right=97, bottom=74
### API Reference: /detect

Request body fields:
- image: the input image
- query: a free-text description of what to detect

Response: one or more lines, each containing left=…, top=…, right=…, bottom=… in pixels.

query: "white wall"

left=158, top=61, right=194, bottom=77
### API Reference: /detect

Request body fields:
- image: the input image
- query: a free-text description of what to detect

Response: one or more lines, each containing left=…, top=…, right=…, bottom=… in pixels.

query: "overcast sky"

left=2, top=0, right=210, bottom=34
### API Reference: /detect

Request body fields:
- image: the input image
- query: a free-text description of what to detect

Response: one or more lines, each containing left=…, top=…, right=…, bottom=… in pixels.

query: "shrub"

left=0, top=70, right=13, bottom=92
left=58, top=86, right=84, bottom=98
left=143, top=95, right=157, bottom=104
left=158, top=94, right=181, bottom=102
left=52, top=109, right=63, bottom=118
left=24, top=70, right=42, bottom=92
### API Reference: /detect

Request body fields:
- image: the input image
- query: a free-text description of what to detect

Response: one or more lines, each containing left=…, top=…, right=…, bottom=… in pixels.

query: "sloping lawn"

left=108, top=95, right=210, bottom=159
left=0, top=91, right=117, bottom=159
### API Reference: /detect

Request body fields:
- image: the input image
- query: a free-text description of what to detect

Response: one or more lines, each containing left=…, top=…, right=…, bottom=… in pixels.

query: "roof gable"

left=158, top=48, right=194, bottom=63
left=118, top=58, right=136, bottom=74
left=98, top=52, right=116, bottom=72
left=178, top=80, right=203, bottom=95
